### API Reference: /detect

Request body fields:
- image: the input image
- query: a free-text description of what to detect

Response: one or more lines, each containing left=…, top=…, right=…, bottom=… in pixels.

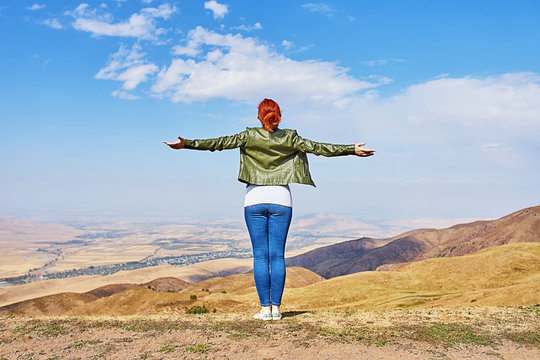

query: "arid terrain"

left=0, top=206, right=539, bottom=359
left=0, top=213, right=396, bottom=281
left=0, top=242, right=538, bottom=359
left=1, top=307, right=538, bottom=359
left=1, top=243, right=538, bottom=316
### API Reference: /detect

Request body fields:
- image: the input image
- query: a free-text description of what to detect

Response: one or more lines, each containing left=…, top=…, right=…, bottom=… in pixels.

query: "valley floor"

left=0, top=306, right=538, bottom=359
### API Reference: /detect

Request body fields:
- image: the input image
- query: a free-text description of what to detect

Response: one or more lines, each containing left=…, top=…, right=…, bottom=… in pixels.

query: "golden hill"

left=0, top=257, right=252, bottom=307
left=283, top=242, right=540, bottom=310
left=287, top=205, right=540, bottom=278
left=1, top=243, right=538, bottom=316
left=63, top=266, right=325, bottom=316
left=0, top=277, right=194, bottom=317
left=0, top=267, right=324, bottom=316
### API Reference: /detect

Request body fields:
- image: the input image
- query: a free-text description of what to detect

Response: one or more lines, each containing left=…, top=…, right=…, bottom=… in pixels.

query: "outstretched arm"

left=163, top=131, right=248, bottom=151
left=292, top=131, right=375, bottom=157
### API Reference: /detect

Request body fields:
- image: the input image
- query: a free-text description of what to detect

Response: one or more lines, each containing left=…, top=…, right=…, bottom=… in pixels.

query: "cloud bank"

left=67, top=3, right=176, bottom=40
left=58, top=2, right=540, bottom=144
left=150, top=27, right=374, bottom=104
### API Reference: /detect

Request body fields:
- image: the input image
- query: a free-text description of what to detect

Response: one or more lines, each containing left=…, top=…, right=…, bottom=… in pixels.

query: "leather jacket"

left=184, top=127, right=355, bottom=187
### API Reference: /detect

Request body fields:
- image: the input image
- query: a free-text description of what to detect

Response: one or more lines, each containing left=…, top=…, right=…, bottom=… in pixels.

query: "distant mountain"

left=286, top=205, right=540, bottom=278
left=292, top=213, right=390, bottom=237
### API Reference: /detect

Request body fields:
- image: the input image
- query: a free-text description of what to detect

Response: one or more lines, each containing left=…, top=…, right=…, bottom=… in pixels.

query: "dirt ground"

left=0, top=307, right=538, bottom=360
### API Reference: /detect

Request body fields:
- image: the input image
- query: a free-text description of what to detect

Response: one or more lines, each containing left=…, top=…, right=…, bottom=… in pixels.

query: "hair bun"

left=258, top=99, right=281, bottom=132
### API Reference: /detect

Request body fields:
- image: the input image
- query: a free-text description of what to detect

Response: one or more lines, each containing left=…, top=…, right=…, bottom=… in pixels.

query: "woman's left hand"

left=355, top=142, right=375, bottom=157
left=163, top=136, right=186, bottom=149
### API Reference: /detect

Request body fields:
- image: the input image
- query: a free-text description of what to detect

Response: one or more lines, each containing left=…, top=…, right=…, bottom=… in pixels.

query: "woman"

left=164, top=98, right=374, bottom=321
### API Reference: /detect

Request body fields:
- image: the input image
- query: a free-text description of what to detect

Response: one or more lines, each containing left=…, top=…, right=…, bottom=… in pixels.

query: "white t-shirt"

left=244, top=184, right=292, bottom=207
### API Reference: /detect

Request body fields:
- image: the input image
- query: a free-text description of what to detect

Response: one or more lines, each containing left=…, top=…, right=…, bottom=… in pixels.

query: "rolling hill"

left=0, top=257, right=253, bottom=307
left=286, top=205, right=540, bottom=278
left=0, top=267, right=323, bottom=316
left=1, top=243, right=538, bottom=316
left=0, top=277, right=192, bottom=316
left=283, top=242, right=540, bottom=310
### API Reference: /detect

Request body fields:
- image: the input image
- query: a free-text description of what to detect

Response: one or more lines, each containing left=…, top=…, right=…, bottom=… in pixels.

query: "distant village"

left=1, top=250, right=252, bottom=286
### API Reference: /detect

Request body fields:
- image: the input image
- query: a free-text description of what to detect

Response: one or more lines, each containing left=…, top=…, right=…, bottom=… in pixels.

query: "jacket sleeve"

left=183, top=130, right=248, bottom=152
left=291, top=131, right=356, bottom=157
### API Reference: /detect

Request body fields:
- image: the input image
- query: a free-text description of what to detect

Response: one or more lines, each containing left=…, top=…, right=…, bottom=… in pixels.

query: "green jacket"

left=184, top=127, right=356, bottom=187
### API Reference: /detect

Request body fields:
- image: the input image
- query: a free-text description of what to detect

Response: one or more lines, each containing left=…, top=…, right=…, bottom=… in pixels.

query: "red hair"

left=257, top=98, right=281, bottom=132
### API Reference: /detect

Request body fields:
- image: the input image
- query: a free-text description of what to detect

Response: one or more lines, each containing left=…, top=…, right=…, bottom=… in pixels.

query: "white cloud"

left=309, top=72, right=540, bottom=169
left=381, top=73, right=540, bottom=130
left=172, top=45, right=201, bottom=57
left=204, top=0, right=228, bottom=19
left=42, top=18, right=62, bottom=29
left=141, top=0, right=153, bottom=3
left=151, top=27, right=375, bottom=104
left=95, top=44, right=158, bottom=92
left=68, top=3, right=176, bottom=40
left=302, top=2, right=335, bottom=16
left=281, top=40, right=294, bottom=49
left=112, top=89, right=139, bottom=99
left=27, top=4, right=46, bottom=11
left=231, top=22, right=262, bottom=32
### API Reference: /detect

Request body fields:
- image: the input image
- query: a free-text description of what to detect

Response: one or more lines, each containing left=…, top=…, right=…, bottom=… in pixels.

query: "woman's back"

left=163, top=97, right=374, bottom=321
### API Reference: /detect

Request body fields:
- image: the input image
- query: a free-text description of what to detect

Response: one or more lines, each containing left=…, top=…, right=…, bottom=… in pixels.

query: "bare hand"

left=163, top=136, right=185, bottom=149
left=355, top=142, right=375, bottom=157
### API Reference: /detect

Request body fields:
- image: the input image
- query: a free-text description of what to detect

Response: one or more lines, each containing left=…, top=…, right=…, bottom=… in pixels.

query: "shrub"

left=186, top=305, right=209, bottom=314
left=190, top=294, right=197, bottom=300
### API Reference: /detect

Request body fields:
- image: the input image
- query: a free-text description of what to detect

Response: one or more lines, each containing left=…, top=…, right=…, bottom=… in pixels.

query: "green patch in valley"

left=503, top=328, right=540, bottom=346
left=158, top=341, right=177, bottom=353
left=11, top=320, right=67, bottom=338
left=89, top=319, right=188, bottom=333
left=72, top=338, right=102, bottom=348
left=396, top=322, right=494, bottom=347
left=186, top=343, right=211, bottom=353
left=186, top=305, right=209, bottom=314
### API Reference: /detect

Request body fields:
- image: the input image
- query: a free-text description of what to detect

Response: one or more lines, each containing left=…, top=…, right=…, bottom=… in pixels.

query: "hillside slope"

left=0, top=267, right=323, bottom=316
left=283, top=242, right=540, bottom=310
left=0, top=278, right=191, bottom=316
left=287, top=205, right=540, bottom=278
left=1, top=243, right=538, bottom=316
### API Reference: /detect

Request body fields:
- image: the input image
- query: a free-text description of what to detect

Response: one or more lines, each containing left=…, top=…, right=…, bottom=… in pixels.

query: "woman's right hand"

left=163, top=136, right=186, bottom=149
left=355, top=142, right=375, bottom=157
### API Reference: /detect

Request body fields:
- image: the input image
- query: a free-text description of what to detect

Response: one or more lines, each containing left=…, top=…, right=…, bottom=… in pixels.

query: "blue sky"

left=1, top=0, right=539, bottom=224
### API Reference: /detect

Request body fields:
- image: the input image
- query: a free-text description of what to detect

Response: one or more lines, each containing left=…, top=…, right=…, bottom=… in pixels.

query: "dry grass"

left=0, top=306, right=538, bottom=359
left=282, top=243, right=540, bottom=311
left=2, top=243, right=539, bottom=318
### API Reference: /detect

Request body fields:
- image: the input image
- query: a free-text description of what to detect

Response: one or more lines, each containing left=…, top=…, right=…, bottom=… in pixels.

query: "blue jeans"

left=244, top=203, right=292, bottom=307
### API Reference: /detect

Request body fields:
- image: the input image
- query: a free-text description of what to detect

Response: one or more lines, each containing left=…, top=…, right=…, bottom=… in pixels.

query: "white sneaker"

left=253, top=309, right=273, bottom=321
left=271, top=311, right=282, bottom=320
